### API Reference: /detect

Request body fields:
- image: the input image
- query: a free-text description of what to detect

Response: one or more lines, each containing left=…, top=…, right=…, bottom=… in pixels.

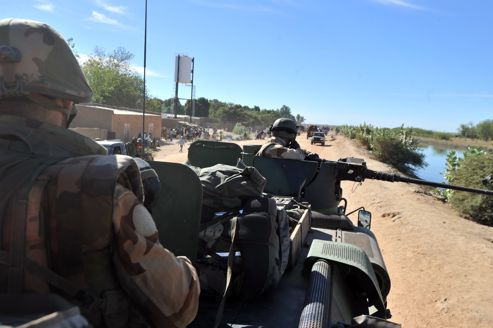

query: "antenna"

left=141, top=0, right=148, bottom=157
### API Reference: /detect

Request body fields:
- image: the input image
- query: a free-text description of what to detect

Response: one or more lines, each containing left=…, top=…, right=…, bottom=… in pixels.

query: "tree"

left=278, top=105, right=293, bottom=119
left=184, top=97, right=210, bottom=117
left=161, top=98, right=184, bottom=114
left=146, top=97, right=163, bottom=113
left=82, top=47, right=145, bottom=109
left=476, top=120, right=493, bottom=140
left=458, top=122, right=477, bottom=139
left=295, top=114, right=305, bottom=125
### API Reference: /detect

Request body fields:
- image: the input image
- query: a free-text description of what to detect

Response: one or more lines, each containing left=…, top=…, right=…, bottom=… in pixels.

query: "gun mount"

left=336, top=156, right=493, bottom=196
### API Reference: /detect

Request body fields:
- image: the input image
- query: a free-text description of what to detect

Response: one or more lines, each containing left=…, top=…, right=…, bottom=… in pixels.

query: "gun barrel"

left=365, top=169, right=493, bottom=196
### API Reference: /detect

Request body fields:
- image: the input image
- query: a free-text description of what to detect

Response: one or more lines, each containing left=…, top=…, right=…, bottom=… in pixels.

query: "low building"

left=71, top=104, right=162, bottom=140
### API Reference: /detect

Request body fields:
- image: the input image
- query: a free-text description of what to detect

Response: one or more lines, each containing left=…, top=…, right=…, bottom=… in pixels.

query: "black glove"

left=289, top=140, right=301, bottom=149
left=305, top=152, right=320, bottom=161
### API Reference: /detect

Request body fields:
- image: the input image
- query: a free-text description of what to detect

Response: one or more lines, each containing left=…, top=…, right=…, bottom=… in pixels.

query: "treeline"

left=410, top=128, right=454, bottom=140
left=163, top=98, right=306, bottom=129
left=458, top=121, right=493, bottom=140
left=80, top=47, right=305, bottom=129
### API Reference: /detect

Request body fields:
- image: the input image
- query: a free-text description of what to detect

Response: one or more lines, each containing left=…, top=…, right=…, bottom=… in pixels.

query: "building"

left=71, top=104, right=162, bottom=140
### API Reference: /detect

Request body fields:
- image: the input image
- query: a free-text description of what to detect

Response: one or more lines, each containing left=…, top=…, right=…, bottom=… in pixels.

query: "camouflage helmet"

left=271, top=117, right=298, bottom=141
left=0, top=18, right=92, bottom=103
left=271, top=117, right=298, bottom=133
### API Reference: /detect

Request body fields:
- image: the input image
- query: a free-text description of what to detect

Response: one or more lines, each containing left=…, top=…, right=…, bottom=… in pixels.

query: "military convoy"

left=147, top=140, right=493, bottom=328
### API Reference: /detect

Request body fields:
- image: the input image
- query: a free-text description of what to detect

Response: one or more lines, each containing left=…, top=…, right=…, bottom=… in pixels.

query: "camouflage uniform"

left=0, top=19, right=199, bottom=327
left=256, top=136, right=306, bottom=160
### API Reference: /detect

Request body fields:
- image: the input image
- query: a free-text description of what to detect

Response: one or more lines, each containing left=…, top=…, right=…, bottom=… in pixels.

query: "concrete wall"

left=71, top=104, right=162, bottom=140
left=111, top=114, right=162, bottom=139
left=72, top=105, right=113, bottom=131
left=162, top=118, right=183, bottom=129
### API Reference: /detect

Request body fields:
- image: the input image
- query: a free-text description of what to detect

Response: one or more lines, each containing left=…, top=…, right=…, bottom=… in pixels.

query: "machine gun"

left=254, top=154, right=493, bottom=220
left=336, top=156, right=493, bottom=196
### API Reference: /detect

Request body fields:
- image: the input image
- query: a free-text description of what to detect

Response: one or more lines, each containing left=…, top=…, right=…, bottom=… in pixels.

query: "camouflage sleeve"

left=262, top=143, right=306, bottom=160
left=112, top=184, right=200, bottom=328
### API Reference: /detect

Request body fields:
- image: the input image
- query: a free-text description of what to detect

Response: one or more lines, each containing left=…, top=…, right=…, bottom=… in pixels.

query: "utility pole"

left=141, top=0, right=148, bottom=157
left=189, top=58, right=195, bottom=123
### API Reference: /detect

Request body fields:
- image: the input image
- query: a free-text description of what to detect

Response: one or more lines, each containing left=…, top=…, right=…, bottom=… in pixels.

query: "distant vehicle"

left=96, top=139, right=128, bottom=155
left=311, top=132, right=326, bottom=146
left=306, top=125, right=319, bottom=139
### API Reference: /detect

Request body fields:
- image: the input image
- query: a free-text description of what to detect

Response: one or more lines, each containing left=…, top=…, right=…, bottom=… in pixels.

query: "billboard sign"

left=175, top=55, right=193, bottom=84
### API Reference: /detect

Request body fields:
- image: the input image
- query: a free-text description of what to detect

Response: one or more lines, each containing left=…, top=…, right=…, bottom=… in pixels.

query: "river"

left=414, top=144, right=464, bottom=182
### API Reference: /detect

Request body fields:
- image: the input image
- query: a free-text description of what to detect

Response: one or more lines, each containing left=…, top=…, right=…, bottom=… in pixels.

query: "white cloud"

left=373, top=0, right=425, bottom=11
left=34, top=1, right=54, bottom=12
left=96, top=0, right=127, bottom=14
left=131, top=65, right=165, bottom=78
left=90, top=11, right=120, bottom=26
left=77, top=53, right=91, bottom=66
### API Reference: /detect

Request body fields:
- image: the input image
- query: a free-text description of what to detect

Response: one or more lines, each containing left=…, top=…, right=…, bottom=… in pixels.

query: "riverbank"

left=417, top=136, right=493, bottom=150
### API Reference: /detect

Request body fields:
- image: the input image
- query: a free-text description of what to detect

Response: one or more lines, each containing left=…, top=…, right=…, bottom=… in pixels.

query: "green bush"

left=339, top=124, right=425, bottom=175
left=448, top=150, right=493, bottom=226
left=232, top=123, right=250, bottom=137
left=476, top=120, right=493, bottom=141
left=437, top=132, right=451, bottom=140
left=372, top=134, right=425, bottom=174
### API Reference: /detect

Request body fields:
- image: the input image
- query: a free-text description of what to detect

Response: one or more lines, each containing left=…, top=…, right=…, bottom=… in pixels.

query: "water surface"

left=414, top=145, right=464, bottom=183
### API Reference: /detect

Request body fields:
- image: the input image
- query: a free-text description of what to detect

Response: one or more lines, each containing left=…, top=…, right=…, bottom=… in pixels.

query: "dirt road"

left=154, top=134, right=493, bottom=328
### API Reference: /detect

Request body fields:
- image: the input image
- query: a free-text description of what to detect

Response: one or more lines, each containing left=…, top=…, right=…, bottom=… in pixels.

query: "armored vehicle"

left=306, top=125, right=319, bottom=139
left=2, top=139, right=491, bottom=327
left=311, top=131, right=326, bottom=146
left=146, top=140, right=493, bottom=328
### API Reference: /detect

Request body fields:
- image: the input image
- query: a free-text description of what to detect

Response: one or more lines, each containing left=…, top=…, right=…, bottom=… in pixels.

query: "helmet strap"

left=66, top=104, right=77, bottom=127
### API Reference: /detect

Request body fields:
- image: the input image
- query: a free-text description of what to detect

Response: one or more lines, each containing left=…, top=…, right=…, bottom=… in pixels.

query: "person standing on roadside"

left=0, top=18, right=199, bottom=327
left=178, top=134, right=186, bottom=152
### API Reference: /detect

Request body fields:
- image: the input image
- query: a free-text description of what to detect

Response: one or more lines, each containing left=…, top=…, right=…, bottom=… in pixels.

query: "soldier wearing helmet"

left=0, top=19, right=199, bottom=327
left=257, top=117, right=318, bottom=160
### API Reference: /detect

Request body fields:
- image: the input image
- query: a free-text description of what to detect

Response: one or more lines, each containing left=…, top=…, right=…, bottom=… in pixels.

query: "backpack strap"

left=0, top=164, right=100, bottom=305
left=5, top=185, right=29, bottom=292
left=3, top=170, right=53, bottom=292
left=213, top=216, right=238, bottom=328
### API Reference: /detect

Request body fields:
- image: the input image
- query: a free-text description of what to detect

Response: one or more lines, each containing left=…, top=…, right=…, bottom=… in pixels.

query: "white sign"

left=175, top=55, right=193, bottom=83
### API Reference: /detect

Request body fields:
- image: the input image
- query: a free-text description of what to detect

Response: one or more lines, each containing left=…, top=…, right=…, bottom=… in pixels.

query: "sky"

left=3, top=0, right=493, bottom=132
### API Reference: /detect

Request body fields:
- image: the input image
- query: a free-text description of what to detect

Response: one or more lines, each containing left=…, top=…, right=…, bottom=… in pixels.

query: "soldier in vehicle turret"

left=256, top=117, right=319, bottom=161
left=0, top=18, right=199, bottom=327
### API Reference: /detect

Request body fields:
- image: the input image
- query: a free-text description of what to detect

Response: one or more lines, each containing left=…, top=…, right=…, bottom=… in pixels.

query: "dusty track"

left=154, top=134, right=493, bottom=328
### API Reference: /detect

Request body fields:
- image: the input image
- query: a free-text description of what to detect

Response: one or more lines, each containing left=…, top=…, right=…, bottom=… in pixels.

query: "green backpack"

left=198, top=163, right=266, bottom=216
